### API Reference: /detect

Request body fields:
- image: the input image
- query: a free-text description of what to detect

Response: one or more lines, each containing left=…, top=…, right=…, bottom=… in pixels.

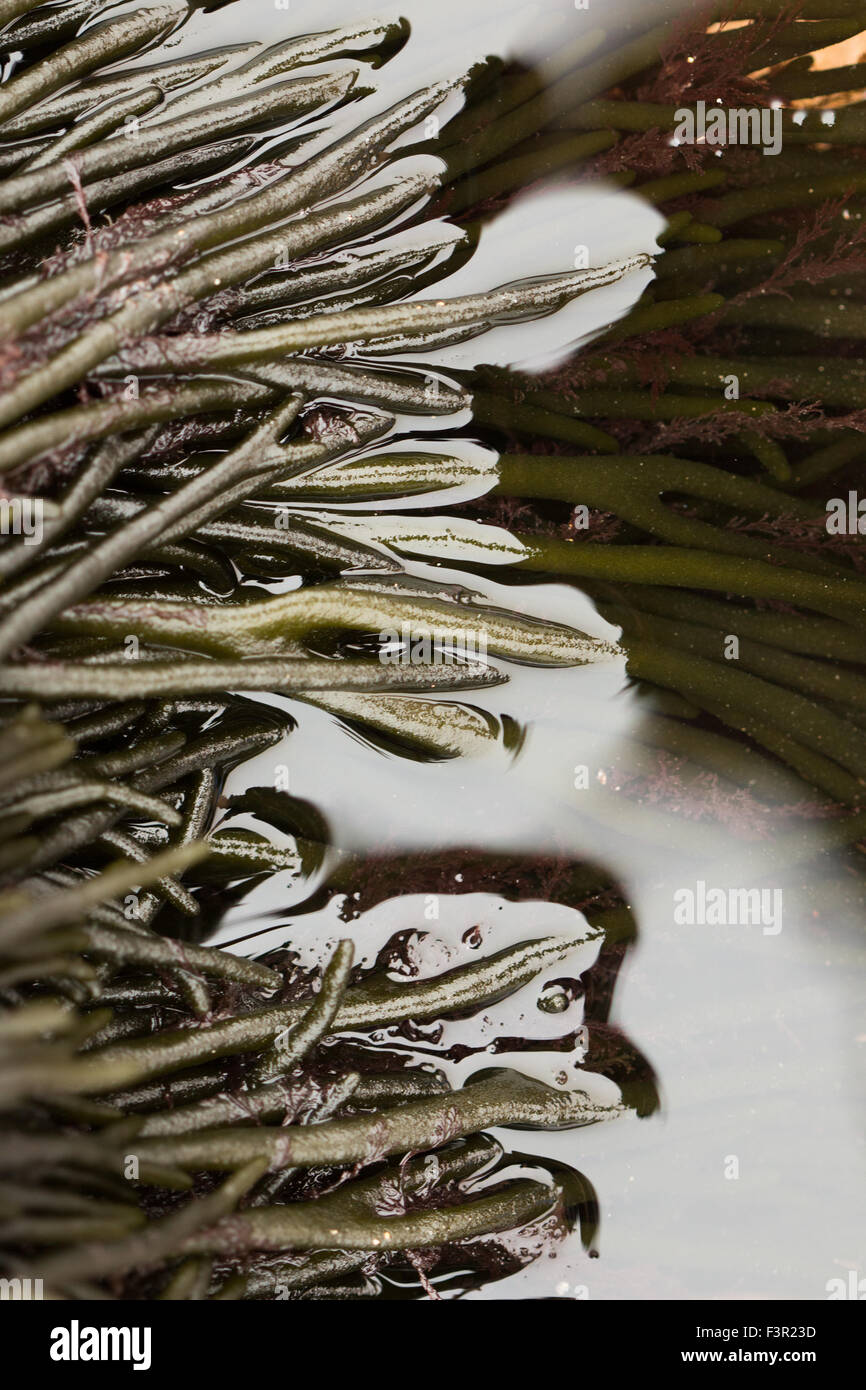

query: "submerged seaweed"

left=0, top=0, right=863, bottom=1301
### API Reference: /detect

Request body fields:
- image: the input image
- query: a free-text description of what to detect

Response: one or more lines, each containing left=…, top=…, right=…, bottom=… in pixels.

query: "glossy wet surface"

left=41, top=0, right=862, bottom=1299
left=23, top=0, right=856, bottom=1301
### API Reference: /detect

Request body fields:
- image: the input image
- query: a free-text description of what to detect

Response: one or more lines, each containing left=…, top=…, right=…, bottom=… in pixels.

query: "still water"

left=114, top=0, right=864, bottom=1299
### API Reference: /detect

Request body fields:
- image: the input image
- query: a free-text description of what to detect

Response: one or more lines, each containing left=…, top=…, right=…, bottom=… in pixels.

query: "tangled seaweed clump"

left=0, top=0, right=864, bottom=1301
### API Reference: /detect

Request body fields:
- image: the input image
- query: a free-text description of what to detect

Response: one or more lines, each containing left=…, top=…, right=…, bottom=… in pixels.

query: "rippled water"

left=94, top=0, right=865, bottom=1299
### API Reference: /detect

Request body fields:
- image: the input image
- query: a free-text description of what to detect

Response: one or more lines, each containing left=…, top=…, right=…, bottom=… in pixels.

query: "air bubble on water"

left=538, top=983, right=569, bottom=1014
